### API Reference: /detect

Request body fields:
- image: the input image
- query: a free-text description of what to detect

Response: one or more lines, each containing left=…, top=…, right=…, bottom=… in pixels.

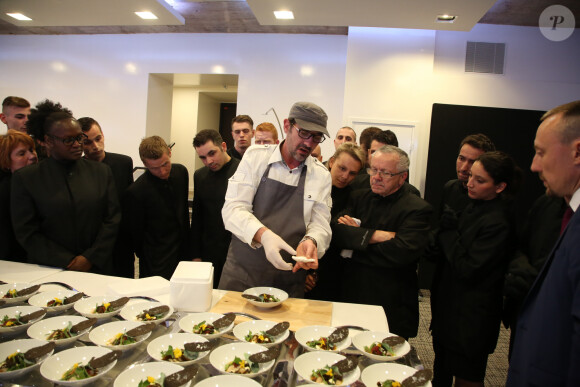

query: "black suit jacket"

left=11, top=158, right=120, bottom=274
left=123, top=163, right=190, bottom=280
left=102, top=152, right=133, bottom=201
left=0, top=171, right=26, bottom=261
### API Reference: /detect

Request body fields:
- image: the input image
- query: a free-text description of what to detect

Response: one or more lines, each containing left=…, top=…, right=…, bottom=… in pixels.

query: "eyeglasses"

left=47, top=133, right=87, bottom=146
left=294, top=126, right=326, bottom=143
left=367, top=168, right=406, bottom=179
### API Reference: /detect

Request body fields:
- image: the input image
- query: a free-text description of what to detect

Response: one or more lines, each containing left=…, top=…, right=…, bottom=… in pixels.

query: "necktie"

left=560, top=206, right=574, bottom=234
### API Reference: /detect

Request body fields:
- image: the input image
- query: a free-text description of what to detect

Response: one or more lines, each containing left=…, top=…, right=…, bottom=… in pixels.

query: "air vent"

left=465, top=42, right=505, bottom=74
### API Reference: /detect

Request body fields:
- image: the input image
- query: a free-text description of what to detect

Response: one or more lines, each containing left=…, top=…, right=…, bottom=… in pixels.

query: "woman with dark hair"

left=430, top=151, right=522, bottom=387
left=10, top=99, right=120, bottom=273
left=0, top=130, right=38, bottom=261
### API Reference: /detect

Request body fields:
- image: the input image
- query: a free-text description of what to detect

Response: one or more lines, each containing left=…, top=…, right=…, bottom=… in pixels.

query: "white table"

left=1, top=260, right=389, bottom=332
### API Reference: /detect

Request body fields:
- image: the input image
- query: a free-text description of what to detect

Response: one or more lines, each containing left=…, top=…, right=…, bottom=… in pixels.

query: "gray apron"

left=219, top=163, right=308, bottom=297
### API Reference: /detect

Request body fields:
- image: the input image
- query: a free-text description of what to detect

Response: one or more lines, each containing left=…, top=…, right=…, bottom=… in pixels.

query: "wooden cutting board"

left=210, top=291, right=333, bottom=331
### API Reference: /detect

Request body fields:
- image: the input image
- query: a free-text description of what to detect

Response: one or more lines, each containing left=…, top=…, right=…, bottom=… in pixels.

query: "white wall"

left=1, top=26, right=579, bottom=193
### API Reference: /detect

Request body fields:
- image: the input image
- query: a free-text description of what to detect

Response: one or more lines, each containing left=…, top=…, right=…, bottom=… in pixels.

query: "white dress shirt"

left=222, top=143, right=332, bottom=257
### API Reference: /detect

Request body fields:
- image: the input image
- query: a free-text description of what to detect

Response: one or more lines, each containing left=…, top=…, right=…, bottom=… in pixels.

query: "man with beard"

left=219, top=102, right=332, bottom=297
left=191, top=129, right=240, bottom=283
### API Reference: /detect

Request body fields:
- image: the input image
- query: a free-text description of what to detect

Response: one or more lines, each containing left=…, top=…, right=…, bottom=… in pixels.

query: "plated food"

left=40, top=346, right=118, bottom=386
left=0, top=339, right=55, bottom=379
left=147, top=333, right=211, bottom=366
left=295, top=326, right=351, bottom=353
left=120, top=301, right=174, bottom=325
left=0, top=283, right=41, bottom=304
left=0, top=305, right=46, bottom=335
left=89, top=320, right=154, bottom=352
left=294, top=351, right=360, bottom=385
left=27, top=315, right=96, bottom=347
left=194, top=374, right=262, bottom=387
left=233, top=320, right=290, bottom=348
left=28, top=290, right=84, bottom=313
left=74, top=295, right=129, bottom=320
left=352, top=331, right=411, bottom=362
left=209, top=342, right=275, bottom=377
left=361, top=363, right=433, bottom=387
left=241, top=287, right=288, bottom=309
left=178, top=312, right=235, bottom=339
left=113, top=361, right=193, bottom=387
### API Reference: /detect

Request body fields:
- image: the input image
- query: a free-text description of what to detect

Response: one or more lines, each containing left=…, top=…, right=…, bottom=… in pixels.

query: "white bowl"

left=352, top=331, right=411, bottom=361
left=0, top=283, right=39, bottom=304
left=89, top=320, right=151, bottom=352
left=119, top=301, right=174, bottom=325
left=114, top=361, right=191, bottom=387
left=295, top=325, right=351, bottom=353
left=209, top=342, right=275, bottom=377
left=242, top=287, right=288, bottom=308
left=27, top=315, right=92, bottom=347
left=233, top=320, right=290, bottom=348
left=73, top=295, right=125, bottom=320
left=40, top=346, right=116, bottom=386
left=28, top=290, right=82, bottom=313
left=293, top=351, right=360, bottom=385
left=0, top=338, right=54, bottom=379
left=195, top=374, right=262, bottom=387
left=0, top=305, right=45, bottom=335
left=361, top=363, right=432, bottom=387
left=178, top=312, right=234, bottom=339
left=147, top=332, right=210, bottom=366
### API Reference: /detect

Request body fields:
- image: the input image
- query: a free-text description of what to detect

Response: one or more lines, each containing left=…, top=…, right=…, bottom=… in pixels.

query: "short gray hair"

left=372, top=145, right=410, bottom=172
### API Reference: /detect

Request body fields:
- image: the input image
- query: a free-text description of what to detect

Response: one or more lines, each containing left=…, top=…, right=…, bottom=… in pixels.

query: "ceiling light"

left=274, top=11, right=294, bottom=20
left=436, top=14, right=456, bottom=23
left=7, top=13, right=32, bottom=21
left=135, top=11, right=158, bottom=20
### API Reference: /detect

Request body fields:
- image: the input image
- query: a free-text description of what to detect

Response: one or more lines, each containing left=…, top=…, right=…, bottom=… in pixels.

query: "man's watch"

left=300, top=235, right=317, bottom=247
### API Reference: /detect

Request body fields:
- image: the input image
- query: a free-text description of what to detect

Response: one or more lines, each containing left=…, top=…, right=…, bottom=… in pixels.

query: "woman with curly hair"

left=10, top=99, right=120, bottom=273
left=0, top=130, right=37, bottom=261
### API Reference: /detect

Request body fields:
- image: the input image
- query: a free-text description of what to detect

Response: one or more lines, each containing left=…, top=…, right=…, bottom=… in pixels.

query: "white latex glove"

left=261, top=229, right=295, bottom=271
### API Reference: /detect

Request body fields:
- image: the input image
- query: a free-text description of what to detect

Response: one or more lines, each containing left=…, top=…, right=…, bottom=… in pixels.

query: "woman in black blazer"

left=430, top=151, right=521, bottom=387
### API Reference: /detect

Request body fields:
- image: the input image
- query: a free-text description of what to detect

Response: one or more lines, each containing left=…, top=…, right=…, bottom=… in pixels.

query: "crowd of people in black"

left=1, top=96, right=579, bottom=386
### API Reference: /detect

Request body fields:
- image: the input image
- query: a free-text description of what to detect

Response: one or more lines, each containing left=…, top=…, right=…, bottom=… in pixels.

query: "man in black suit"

left=79, top=117, right=135, bottom=277
left=191, top=129, right=240, bottom=284
left=332, top=145, right=432, bottom=339
left=123, top=136, right=190, bottom=280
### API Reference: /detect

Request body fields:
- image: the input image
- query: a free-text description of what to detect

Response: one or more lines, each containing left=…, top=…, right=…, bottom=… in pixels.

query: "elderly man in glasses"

left=331, top=145, right=432, bottom=340
left=219, top=102, right=332, bottom=297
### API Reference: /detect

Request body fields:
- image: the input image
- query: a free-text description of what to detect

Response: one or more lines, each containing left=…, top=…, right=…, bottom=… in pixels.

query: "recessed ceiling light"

left=436, top=14, right=457, bottom=23
left=274, top=11, right=294, bottom=20
left=135, top=11, right=158, bottom=20
left=7, top=13, right=32, bottom=21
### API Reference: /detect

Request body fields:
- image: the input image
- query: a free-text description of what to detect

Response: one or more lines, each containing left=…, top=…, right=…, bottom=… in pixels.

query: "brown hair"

left=0, top=130, right=36, bottom=171
left=232, top=114, right=254, bottom=128
left=139, top=135, right=170, bottom=162
left=2, top=96, right=30, bottom=111
left=459, top=133, right=495, bottom=153
left=255, top=122, right=278, bottom=141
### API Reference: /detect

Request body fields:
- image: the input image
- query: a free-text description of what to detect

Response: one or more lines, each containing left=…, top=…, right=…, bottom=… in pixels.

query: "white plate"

left=89, top=320, right=151, bottom=352
left=0, top=283, right=39, bottom=304
left=195, top=374, right=262, bottom=387
left=73, top=295, right=125, bottom=320
left=178, top=312, right=234, bottom=339
left=209, top=342, right=275, bottom=377
left=27, top=315, right=92, bottom=347
left=293, top=351, right=360, bottom=385
left=352, top=331, right=411, bottom=361
left=147, top=332, right=210, bottom=366
left=0, top=305, right=45, bottom=335
left=40, top=346, right=116, bottom=386
left=233, top=320, right=290, bottom=348
left=361, top=363, right=432, bottom=387
left=114, top=361, right=191, bottom=387
left=119, top=301, right=173, bottom=325
left=28, top=290, right=81, bottom=313
left=242, top=287, right=288, bottom=309
left=295, top=325, right=351, bottom=353
left=0, top=338, right=54, bottom=379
